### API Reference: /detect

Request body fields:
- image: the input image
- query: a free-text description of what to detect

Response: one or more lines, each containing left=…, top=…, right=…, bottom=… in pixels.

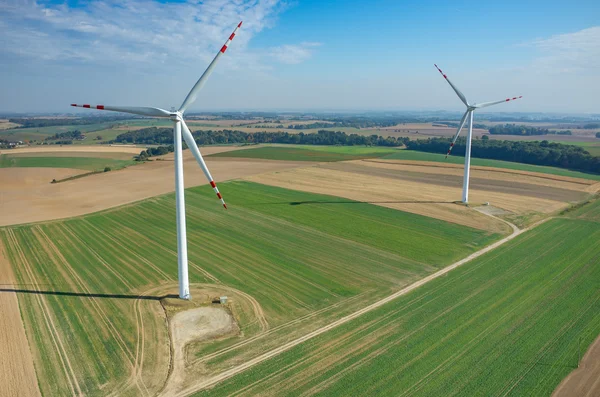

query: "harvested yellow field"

left=246, top=159, right=595, bottom=232
left=0, top=148, right=308, bottom=227
left=0, top=119, right=21, bottom=130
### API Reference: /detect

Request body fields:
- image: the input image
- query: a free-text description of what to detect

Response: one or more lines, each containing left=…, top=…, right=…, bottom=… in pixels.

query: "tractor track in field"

left=5, top=229, right=83, bottom=396
left=173, top=213, right=548, bottom=396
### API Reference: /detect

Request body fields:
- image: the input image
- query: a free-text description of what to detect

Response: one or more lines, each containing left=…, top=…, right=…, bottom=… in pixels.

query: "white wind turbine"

left=71, top=21, right=243, bottom=300
left=434, top=64, right=522, bottom=203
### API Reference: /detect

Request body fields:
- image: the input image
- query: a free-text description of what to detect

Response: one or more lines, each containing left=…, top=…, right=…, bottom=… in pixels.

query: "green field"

left=196, top=214, right=600, bottom=396
left=208, top=145, right=399, bottom=162
left=384, top=149, right=600, bottom=180
left=0, top=154, right=135, bottom=171
left=0, top=121, right=122, bottom=142
left=1, top=181, right=496, bottom=396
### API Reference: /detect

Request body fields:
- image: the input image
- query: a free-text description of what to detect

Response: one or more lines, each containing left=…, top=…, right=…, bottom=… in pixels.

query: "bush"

left=103, top=167, right=111, bottom=172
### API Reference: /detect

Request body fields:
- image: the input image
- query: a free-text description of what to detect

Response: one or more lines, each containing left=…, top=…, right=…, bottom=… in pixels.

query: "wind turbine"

left=434, top=64, right=522, bottom=203
left=71, top=21, right=243, bottom=300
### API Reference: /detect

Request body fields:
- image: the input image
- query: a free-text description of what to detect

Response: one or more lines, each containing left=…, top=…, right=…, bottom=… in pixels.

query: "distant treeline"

left=112, top=127, right=405, bottom=147
left=137, top=145, right=174, bottom=161
left=45, top=130, right=84, bottom=141
left=9, top=117, right=126, bottom=128
left=584, top=123, right=600, bottom=130
left=405, top=138, right=600, bottom=174
left=489, top=124, right=572, bottom=136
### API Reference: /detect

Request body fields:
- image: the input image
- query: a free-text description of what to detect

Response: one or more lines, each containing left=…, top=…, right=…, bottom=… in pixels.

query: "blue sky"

left=0, top=0, right=598, bottom=113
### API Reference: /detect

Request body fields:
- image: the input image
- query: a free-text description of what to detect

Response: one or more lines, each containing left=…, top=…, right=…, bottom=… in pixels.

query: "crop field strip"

left=207, top=146, right=398, bottom=162
left=321, top=161, right=591, bottom=203
left=0, top=181, right=498, bottom=396
left=0, top=153, right=135, bottom=171
left=383, top=150, right=600, bottom=181
left=0, top=121, right=122, bottom=142
left=207, top=144, right=600, bottom=180
left=193, top=216, right=600, bottom=396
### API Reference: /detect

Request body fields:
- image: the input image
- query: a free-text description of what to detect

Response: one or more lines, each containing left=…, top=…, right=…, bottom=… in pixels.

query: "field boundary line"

left=175, top=214, right=549, bottom=395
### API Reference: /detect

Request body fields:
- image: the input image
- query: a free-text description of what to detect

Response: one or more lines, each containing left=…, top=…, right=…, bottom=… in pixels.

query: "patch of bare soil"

left=0, top=239, right=41, bottom=396
left=0, top=147, right=308, bottom=227
left=162, top=307, right=238, bottom=396
left=553, top=333, right=600, bottom=397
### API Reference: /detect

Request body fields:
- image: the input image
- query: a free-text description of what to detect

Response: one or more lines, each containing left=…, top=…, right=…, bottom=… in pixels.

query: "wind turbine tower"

left=434, top=64, right=522, bottom=203
left=71, top=22, right=243, bottom=299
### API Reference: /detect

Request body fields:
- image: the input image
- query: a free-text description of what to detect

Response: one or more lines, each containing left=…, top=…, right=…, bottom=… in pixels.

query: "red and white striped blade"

left=70, top=104, right=171, bottom=117
left=180, top=120, right=227, bottom=209
left=475, top=96, right=523, bottom=109
left=179, top=21, right=242, bottom=113
left=434, top=64, right=469, bottom=107
left=445, top=110, right=470, bottom=158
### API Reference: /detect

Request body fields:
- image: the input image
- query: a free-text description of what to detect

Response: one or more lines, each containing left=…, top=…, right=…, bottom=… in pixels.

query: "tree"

left=104, top=167, right=111, bottom=172
left=481, top=135, right=489, bottom=140
left=596, top=132, right=600, bottom=139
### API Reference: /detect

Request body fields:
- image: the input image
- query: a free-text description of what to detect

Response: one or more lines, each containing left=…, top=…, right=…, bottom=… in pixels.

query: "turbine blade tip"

left=238, top=21, right=243, bottom=27
left=70, top=103, right=77, bottom=107
left=223, top=203, right=228, bottom=209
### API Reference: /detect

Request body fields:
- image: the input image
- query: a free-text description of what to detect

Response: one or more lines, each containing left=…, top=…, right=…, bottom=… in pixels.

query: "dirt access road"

left=173, top=215, right=531, bottom=396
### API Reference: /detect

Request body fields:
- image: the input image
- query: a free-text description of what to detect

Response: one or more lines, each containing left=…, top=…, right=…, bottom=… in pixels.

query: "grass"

left=0, top=154, right=135, bottom=171
left=0, top=181, right=499, bottom=396
left=207, top=145, right=399, bottom=162
left=383, top=149, right=600, bottom=180
left=196, top=216, right=600, bottom=396
left=563, top=196, right=600, bottom=222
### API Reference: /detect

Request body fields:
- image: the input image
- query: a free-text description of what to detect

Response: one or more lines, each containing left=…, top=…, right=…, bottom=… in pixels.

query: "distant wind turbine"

left=434, top=64, right=522, bottom=203
left=71, top=21, right=243, bottom=300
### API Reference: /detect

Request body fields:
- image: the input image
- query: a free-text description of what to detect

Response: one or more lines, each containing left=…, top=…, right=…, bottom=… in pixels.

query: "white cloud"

left=527, top=26, right=600, bottom=73
left=0, top=0, right=290, bottom=69
left=269, top=41, right=321, bottom=64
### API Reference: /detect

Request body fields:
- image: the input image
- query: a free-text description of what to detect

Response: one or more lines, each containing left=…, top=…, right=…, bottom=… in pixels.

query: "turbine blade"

left=434, top=64, right=469, bottom=107
left=475, top=96, right=523, bottom=109
left=446, top=110, right=470, bottom=158
left=179, top=21, right=242, bottom=114
left=70, top=104, right=171, bottom=118
left=180, top=120, right=227, bottom=209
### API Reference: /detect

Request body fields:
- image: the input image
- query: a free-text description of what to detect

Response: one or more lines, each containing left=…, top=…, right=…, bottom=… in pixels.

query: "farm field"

left=193, top=215, right=600, bottom=396
left=0, top=153, right=135, bottom=171
left=383, top=149, right=600, bottom=181
left=245, top=155, right=598, bottom=230
left=208, top=145, right=398, bottom=162
left=0, top=146, right=305, bottom=227
left=208, top=144, right=600, bottom=181
left=0, top=181, right=500, bottom=396
left=0, top=121, right=122, bottom=142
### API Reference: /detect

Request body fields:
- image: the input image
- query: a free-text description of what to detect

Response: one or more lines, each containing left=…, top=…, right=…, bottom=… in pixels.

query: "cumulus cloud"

left=527, top=26, right=600, bottom=73
left=0, top=0, right=291, bottom=69
left=269, top=42, right=321, bottom=64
